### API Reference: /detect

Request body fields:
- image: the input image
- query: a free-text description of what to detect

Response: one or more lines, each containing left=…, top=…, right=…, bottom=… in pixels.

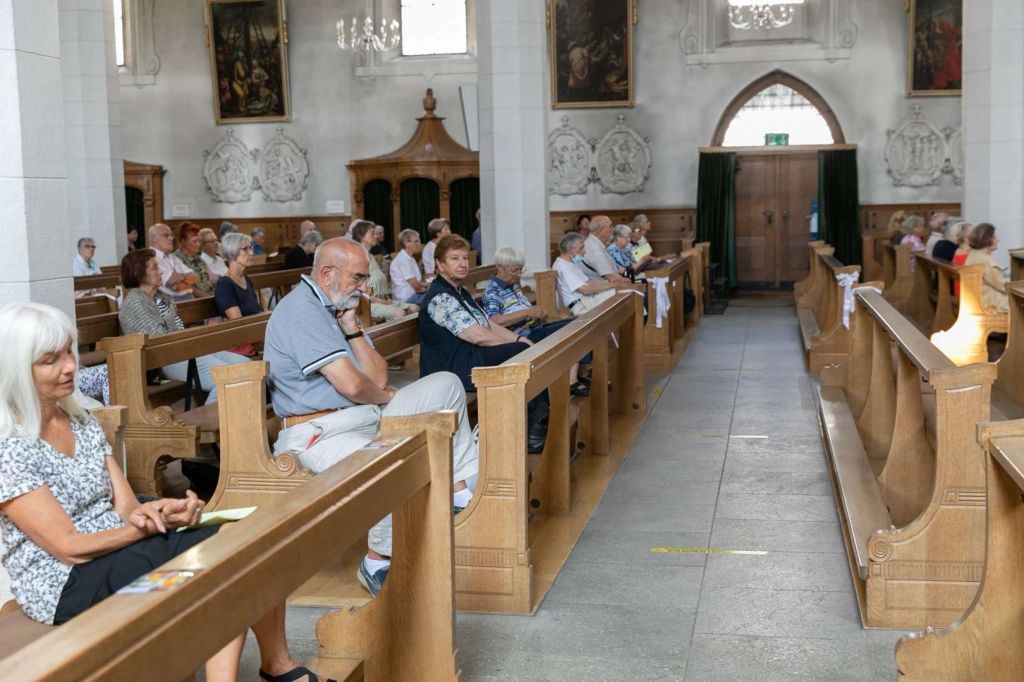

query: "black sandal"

left=259, top=666, right=336, bottom=682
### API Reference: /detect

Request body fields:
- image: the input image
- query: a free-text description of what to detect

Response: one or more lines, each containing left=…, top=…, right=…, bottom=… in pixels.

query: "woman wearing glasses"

left=214, top=233, right=262, bottom=321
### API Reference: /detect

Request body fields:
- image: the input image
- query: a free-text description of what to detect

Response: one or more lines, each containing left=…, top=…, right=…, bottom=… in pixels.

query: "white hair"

left=221, top=232, right=252, bottom=262
left=613, top=224, right=633, bottom=239
left=493, top=246, right=525, bottom=268
left=0, top=303, right=86, bottom=439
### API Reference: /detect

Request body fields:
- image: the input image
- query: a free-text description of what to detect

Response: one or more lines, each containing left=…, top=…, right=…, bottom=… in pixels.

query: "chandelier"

left=728, top=0, right=804, bottom=30
left=336, top=15, right=401, bottom=53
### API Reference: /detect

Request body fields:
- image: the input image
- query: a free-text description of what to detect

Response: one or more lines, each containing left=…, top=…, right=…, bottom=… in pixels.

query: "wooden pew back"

left=1011, top=249, right=1024, bottom=281
left=642, top=255, right=691, bottom=371
left=994, top=282, right=1024, bottom=416
left=0, top=413, right=459, bottom=682
left=880, top=241, right=913, bottom=312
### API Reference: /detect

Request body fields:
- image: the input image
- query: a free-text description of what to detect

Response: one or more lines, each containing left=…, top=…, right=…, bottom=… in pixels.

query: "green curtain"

left=362, top=179, right=394, bottom=252
left=449, top=177, right=480, bottom=240
left=124, top=187, right=145, bottom=249
left=400, top=177, right=440, bottom=242
left=696, top=152, right=737, bottom=287
left=818, top=149, right=861, bottom=265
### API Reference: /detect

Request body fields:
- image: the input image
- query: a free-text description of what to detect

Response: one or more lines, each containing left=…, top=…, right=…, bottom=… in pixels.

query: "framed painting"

left=907, top=0, right=962, bottom=97
left=205, top=0, right=291, bottom=123
left=549, top=0, right=635, bottom=109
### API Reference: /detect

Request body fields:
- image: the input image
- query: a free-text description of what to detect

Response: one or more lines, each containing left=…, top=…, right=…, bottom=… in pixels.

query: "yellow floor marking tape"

left=651, top=547, right=768, bottom=556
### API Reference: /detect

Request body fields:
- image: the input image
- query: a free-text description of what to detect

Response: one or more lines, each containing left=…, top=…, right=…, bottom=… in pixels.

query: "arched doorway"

left=703, top=71, right=852, bottom=288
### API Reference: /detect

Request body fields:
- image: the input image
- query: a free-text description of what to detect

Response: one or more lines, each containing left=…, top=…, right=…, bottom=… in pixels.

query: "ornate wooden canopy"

left=347, top=88, right=479, bottom=244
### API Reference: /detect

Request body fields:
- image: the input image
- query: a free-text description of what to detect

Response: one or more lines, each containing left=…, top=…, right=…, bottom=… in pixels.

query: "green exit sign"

left=765, top=133, right=790, bottom=146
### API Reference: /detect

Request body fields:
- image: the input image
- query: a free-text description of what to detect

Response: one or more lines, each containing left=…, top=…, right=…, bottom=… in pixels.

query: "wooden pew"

left=642, top=254, right=691, bottom=371
left=102, top=312, right=271, bottom=496
left=74, top=273, right=120, bottom=292
left=796, top=246, right=861, bottom=372
left=861, top=235, right=882, bottom=283
left=459, top=291, right=646, bottom=614
left=908, top=253, right=1009, bottom=365
left=817, top=286, right=995, bottom=629
left=991, top=282, right=1024, bottom=422
left=75, top=294, right=118, bottom=317
left=0, top=412, right=460, bottom=682
left=881, top=242, right=914, bottom=313
left=894, top=418, right=1024, bottom=681
left=793, top=240, right=826, bottom=304
left=1011, top=249, right=1024, bottom=282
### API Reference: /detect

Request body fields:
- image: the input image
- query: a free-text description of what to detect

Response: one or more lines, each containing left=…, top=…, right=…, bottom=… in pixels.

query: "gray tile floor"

left=234, top=301, right=906, bottom=680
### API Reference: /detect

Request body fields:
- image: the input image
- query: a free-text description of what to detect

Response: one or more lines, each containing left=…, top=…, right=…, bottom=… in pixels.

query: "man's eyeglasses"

left=325, top=265, right=369, bottom=285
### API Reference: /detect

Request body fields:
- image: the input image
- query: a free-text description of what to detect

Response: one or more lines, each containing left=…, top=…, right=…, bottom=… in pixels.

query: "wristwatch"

left=344, top=329, right=364, bottom=341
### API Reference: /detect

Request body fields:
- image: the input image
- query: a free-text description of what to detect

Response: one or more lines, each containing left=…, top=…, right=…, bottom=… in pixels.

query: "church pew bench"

left=460, top=291, right=646, bottom=614
left=908, top=253, right=1009, bottom=365
left=1011, top=248, right=1024, bottom=282
left=0, top=413, right=461, bottom=682
left=792, top=240, right=827, bottom=304
left=75, top=294, right=118, bottom=317
left=74, top=272, right=121, bottom=292
left=102, top=312, right=272, bottom=496
left=795, top=246, right=861, bottom=372
left=990, top=282, right=1024, bottom=422
left=880, top=242, right=914, bottom=313
left=642, top=254, right=692, bottom=372
left=861, top=235, right=882, bottom=283
left=894, top=418, right=1024, bottom=681
left=817, top=286, right=995, bottom=629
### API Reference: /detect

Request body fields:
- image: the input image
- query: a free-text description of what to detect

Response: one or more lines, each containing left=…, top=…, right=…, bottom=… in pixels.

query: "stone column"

left=962, top=0, right=1024, bottom=267
left=476, top=0, right=549, bottom=271
left=0, top=0, right=74, bottom=315
left=60, top=0, right=127, bottom=268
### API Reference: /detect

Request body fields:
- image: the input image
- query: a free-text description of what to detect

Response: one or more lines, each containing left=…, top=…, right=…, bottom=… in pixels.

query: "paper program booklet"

left=176, top=506, right=257, bottom=531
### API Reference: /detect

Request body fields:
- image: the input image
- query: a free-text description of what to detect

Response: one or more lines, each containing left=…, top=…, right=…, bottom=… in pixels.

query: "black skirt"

left=53, top=526, right=219, bottom=624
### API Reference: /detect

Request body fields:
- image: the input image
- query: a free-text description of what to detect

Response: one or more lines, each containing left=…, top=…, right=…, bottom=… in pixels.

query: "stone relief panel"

left=203, top=129, right=256, bottom=203
left=885, top=105, right=961, bottom=188
left=257, top=127, right=310, bottom=202
left=547, top=115, right=651, bottom=196
left=594, top=114, right=652, bottom=194
left=548, top=116, right=593, bottom=196
left=203, top=127, right=311, bottom=203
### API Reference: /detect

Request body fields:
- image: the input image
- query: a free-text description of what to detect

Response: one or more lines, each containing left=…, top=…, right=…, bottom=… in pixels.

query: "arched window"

left=712, top=71, right=844, bottom=147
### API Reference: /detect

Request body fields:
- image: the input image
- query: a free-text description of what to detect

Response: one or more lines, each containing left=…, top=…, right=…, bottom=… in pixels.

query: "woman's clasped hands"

left=127, top=489, right=204, bottom=535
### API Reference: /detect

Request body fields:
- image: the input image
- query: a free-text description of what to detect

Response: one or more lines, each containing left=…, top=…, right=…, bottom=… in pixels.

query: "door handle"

left=763, top=209, right=774, bottom=226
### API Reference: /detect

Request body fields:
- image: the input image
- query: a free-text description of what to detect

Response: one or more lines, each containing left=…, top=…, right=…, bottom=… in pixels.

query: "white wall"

left=121, top=0, right=963, bottom=222
left=119, top=0, right=477, bottom=219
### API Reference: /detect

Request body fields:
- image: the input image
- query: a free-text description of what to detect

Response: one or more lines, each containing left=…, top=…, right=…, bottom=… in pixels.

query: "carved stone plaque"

left=885, top=105, right=946, bottom=188
left=257, top=126, right=310, bottom=202
left=203, top=129, right=255, bottom=203
left=594, top=114, right=652, bottom=194
left=548, top=116, right=592, bottom=196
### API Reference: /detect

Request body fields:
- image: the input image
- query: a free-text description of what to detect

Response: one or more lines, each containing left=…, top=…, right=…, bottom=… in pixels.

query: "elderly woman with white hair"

left=482, top=247, right=591, bottom=396
left=350, top=219, right=417, bottom=322
left=0, top=302, right=320, bottom=681
left=421, top=218, right=451, bottom=275
left=214, top=232, right=262, bottom=322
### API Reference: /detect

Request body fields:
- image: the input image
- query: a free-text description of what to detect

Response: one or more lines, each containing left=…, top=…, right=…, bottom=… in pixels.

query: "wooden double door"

left=734, top=150, right=819, bottom=288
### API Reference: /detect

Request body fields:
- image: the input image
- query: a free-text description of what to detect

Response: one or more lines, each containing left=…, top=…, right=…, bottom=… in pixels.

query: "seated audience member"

left=218, top=221, right=238, bottom=239
left=118, top=249, right=247, bottom=402
left=173, top=222, right=214, bottom=295
left=887, top=210, right=907, bottom=245
left=418, top=235, right=549, bottom=452
left=390, top=229, right=428, bottom=305
left=421, top=218, right=451, bottom=275
left=925, top=212, right=949, bottom=256
left=263, top=237, right=479, bottom=597
left=607, top=224, right=636, bottom=273
left=73, top=238, right=101, bottom=276
left=351, top=220, right=416, bottom=322
left=576, top=214, right=592, bottom=239
left=298, top=219, right=317, bottom=239
left=583, top=216, right=631, bottom=285
left=632, top=214, right=651, bottom=246
left=369, top=224, right=388, bottom=256
left=554, top=232, right=617, bottom=315
left=951, top=222, right=974, bottom=267
left=250, top=227, right=267, bottom=255
left=931, top=218, right=966, bottom=262
left=199, top=227, right=228, bottom=283
left=149, top=223, right=202, bottom=301
left=965, top=222, right=1010, bottom=314
left=0, top=302, right=316, bottom=682
left=214, top=233, right=261, bottom=321
left=470, top=209, right=482, bottom=265
left=285, top=229, right=321, bottom=269
left=127, top=227, right=139, bottom=251
left=900, top=215, right=928, bottom=272
left=482, top=247, right=590, bottom=396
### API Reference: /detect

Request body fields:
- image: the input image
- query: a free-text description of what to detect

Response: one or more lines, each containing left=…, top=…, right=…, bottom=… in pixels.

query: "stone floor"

left=231, top=301, right=907, bottom=680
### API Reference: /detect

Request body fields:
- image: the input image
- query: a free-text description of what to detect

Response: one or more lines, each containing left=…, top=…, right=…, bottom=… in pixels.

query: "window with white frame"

left=113, top=0, right=125, bottom=67
left=722, top=84, right=834, bottom=146
left=400, top=0, right=468, bottom=56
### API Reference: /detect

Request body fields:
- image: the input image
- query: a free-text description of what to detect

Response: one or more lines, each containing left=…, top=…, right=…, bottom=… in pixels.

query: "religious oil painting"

left=205, top=0, right=291, bottom=123
left=907, top=0, right=962, bottom=97
left=550, top=0, right=635, bottom=109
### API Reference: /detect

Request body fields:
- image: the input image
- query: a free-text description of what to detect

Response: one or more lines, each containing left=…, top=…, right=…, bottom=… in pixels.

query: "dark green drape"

left=818, top=149, right=861, bottom=266
left=362, top=179, right=394, bottom=252
left=400, top=177, right=440, bottom=241
left=449, top=177, right=480, bottom=240
left=124, top=187, right=145, bottom=248
left=696, top=152, right=737, bottom=287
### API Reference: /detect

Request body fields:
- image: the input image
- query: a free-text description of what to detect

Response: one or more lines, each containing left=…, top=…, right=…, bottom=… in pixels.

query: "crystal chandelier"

left=728, top=0, right=804, bottom=30
left=336, top=15, right=400, bottom=53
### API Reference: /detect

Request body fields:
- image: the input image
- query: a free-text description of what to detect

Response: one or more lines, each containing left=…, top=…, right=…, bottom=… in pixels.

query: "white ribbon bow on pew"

left=835, top=271, right=861, bottom=329
left=651, top=276, right=671, bottom=329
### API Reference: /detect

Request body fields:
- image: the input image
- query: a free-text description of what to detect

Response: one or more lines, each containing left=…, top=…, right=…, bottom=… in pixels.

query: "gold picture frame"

left=906, top=0, right=962, bottom=97
left=549, top=0, right=636, bottom=109
left=205, top=0, right=291, bottom=124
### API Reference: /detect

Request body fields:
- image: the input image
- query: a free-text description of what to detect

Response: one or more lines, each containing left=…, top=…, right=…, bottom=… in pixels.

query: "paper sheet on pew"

left=117, top=570, right=202, bottom=594
left=632, top=243, right=653, bottom=262
left=175, top=506, right=257, bottom=532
